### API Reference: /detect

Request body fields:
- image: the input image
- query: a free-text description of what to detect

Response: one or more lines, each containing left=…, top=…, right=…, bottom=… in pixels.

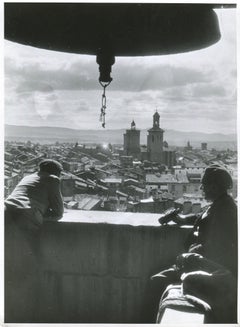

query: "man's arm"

left=176, top=252, right=228, bottom=274
left=158, top=208, right=200, bottom=226
left=45, top=176, right=64, bottom=220
left=175, top=213, right=200, bottom=225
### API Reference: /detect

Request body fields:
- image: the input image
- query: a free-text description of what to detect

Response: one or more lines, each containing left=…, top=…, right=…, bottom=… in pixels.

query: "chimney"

left=183, top=201, right=192, bottom=214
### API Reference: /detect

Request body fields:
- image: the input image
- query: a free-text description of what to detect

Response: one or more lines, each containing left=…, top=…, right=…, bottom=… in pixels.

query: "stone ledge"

left=55, top=209, right=193, bottom=228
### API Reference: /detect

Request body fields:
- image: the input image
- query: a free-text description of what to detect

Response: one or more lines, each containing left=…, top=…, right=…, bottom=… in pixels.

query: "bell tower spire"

left=147, top=111, right=164, bottom=163
left=153, top=110, right=160, bottom=128
left=123, top=119, right=141, bottom=159
left=131, top=119, right=136, bottom=130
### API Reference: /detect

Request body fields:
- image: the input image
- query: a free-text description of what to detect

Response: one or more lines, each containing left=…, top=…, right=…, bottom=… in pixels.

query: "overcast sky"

left=4, top=7, right=237, bottom=134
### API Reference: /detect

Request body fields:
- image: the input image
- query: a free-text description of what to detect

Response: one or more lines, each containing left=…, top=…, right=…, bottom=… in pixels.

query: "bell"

left=5, top=3, right=223, bottom=83
left=4, top=3, right=233, bottom=128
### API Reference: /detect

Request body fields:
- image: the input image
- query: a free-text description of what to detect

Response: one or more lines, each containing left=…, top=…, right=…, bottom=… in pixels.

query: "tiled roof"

left=146, top=173, right=177, bottom=184
left=103, top=178, right=122, bottom=183
left=127, top=185, right=145, bottom=193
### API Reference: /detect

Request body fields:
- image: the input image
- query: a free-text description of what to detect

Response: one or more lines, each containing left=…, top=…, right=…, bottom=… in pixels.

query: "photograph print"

left=3, top=2, right=238, bottom=324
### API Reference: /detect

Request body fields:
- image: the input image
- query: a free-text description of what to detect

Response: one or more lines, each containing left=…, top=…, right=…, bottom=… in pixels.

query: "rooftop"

left=146, top=173, right=177, bottom=184
left=102, top=178, right=122, bottom=183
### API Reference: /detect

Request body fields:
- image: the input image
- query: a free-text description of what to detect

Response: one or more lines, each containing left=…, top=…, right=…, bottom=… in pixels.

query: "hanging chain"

left=99, top=81, right=111, bottom=128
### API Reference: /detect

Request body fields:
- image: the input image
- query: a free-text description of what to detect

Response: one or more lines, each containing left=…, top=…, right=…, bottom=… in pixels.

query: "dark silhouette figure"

left=5, top=159, right=64, bottom=322
left=152, top=164, right=237, bottom=323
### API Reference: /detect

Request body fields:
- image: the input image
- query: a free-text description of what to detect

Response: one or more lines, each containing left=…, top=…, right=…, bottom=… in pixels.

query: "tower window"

left=152, top=135, right=154, bottom=142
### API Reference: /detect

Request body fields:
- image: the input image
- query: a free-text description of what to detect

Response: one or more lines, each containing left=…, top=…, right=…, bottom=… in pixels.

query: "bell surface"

left=5, top=3, right=223, bottom=57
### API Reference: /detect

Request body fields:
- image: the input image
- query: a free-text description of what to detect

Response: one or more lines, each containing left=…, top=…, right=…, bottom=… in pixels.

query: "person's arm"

left=45, top=176, right=64, bottom=220
left=184, top=215, right=203, bottom=252
left=176, top=252, right=230, bottom=274
left=174, top=213, right=200, bottom=225
left=158, top=210, right=201, bottom=226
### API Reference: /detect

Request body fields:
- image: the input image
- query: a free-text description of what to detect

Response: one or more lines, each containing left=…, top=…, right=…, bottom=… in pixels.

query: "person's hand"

left=158, top=208, right=180, bottom=225
left=176, top=253, right=203, bottom=273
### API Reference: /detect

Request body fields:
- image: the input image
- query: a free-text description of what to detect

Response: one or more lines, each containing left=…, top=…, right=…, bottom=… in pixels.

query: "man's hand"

left=158, top=208, right=180, bottom=225
left=176, top=253, right=203, bottom=273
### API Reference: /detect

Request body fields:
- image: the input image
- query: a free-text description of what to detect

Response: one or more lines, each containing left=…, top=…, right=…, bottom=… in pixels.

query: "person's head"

left=39, top=159, right=63, bottom=177
left=200, top=164, right=232, bottom=201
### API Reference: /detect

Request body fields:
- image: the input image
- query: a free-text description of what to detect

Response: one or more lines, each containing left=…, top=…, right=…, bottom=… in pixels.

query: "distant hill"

left=4, top=124, right=237, bottom=150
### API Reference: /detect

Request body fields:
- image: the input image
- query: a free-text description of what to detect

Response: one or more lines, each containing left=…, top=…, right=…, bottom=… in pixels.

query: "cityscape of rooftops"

left=4, top=6, right=237, bottom=214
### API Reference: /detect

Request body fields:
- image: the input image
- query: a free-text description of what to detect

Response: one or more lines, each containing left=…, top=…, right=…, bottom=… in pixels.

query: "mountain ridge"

left=4, top=124, right=237, bottom=150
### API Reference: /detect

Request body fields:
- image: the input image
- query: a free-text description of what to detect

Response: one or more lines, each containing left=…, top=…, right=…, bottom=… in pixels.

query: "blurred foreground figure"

left=5, top=159, right=64, bottom=322
left=152, top=164, right=237, bottom=323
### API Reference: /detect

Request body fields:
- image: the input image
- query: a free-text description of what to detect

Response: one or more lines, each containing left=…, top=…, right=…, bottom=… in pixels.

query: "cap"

left=201, top=164, right=232, bottom=190
left=39, top=159, right=63, bottom=175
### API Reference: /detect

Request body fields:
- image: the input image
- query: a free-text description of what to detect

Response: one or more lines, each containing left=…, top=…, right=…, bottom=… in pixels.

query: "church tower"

left=123, top=120, right=141, bottom=159
left=147, top=111, right=164, bottom=163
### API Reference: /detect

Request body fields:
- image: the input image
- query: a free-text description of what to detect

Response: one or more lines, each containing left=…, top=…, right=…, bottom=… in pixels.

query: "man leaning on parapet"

left=4, top=159, right=64, bottom=322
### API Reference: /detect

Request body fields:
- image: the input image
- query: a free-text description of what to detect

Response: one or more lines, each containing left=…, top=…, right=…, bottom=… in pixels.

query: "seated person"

left=152, top=164, right=237, bottom=323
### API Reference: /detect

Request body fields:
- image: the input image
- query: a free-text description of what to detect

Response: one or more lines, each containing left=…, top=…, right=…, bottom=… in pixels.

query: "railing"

left=5, top=210, right=192, bottom=323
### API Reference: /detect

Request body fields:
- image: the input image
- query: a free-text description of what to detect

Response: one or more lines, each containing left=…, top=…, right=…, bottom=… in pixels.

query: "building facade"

left=201, top=142, right=207, bottom=150
left=123, top=111, right=176, bottom=167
